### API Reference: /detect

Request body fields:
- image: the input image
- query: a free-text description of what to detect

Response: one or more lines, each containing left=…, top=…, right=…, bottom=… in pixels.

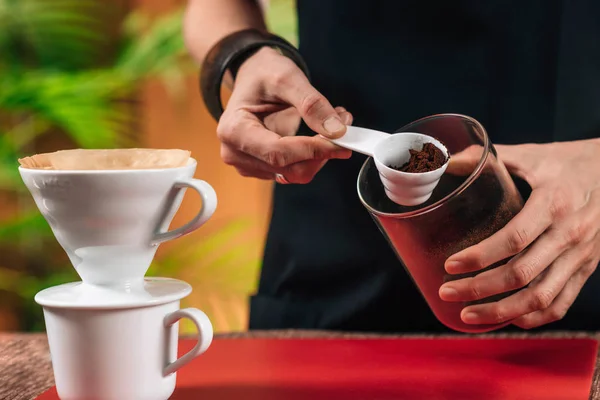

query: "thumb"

left=446, top=144, right=483, bottom=176
left=278, top=73, right=347, bottom=139
left=494, top=144, right=533, bottom=181
left=446, top=144, right=533, bottom=182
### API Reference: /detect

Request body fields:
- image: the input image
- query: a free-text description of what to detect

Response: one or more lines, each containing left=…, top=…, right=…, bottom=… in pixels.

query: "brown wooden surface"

left=1, top=330, right=599, bottom=400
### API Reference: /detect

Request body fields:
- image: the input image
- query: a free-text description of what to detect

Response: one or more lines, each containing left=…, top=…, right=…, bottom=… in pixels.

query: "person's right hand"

left=217, top=47, right=353, bottom=184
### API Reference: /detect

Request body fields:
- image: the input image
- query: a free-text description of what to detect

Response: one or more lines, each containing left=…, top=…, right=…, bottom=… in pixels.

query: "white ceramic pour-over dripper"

left=18, top=158, right=217, bottom=288
left=323, top=126, right=449, bottom=206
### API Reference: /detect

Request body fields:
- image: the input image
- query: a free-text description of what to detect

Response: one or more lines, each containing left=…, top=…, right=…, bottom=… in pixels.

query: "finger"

left=512, top=264, right=595, bottom=329
left=235, top=167, right=276, bottom=180
left=230, top=158, right=329, bottom=183
left=334, top=107, right=353, bottom=125
left=276, top=73, right=347, bottom=139
left=221, top=143, right=275, bottom=173
left=263, top=107, right=302, bottom=137
left=221, top=144, right=334, bottom=184
left=445, top=145, right=484, bottom=176
left=218, top=110, right=351, bottom=168
left=440, top=228, right=568, bottom=302
left=445, top=188, right=554, bottom=274
left=265, top=107, right=352, bottom=138
left=511, top=202, right=600, bottom=329
left=282, top=159, right=329, bottom=184
left=494, top=143, right=541, bottom=185
left=458, top=247, right=584, bottom=325
left=339, top=111, right=353, bottom=125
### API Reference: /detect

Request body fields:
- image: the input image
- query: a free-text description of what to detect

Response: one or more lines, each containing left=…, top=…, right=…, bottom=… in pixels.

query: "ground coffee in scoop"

left=391, top=143, right=447, bottom=173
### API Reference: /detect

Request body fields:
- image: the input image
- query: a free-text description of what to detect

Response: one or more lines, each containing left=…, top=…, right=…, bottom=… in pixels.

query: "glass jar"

left=357, top=114, right=524, bottom=333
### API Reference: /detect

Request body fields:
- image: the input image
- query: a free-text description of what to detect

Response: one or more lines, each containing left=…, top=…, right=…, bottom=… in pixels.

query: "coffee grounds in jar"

left=390, top=142, right=447, bottom=173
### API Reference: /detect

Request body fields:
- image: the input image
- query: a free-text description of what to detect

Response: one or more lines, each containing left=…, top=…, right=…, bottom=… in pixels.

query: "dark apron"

left=249, top=0, right=600, bottom=333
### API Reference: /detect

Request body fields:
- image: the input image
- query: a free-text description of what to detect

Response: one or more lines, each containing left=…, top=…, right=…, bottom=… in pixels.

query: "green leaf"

left=0, top=212, right=52, bottom=243
left=0, top=0, right=109, bottom=70
left=116, top=9, right=186, bottom=80
left=0, top=71, right=135, bottom=148
left=0, top=265, right=78, bottom=300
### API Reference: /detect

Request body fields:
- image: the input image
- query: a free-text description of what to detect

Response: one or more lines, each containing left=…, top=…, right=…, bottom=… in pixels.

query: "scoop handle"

left=322, top=125, right=390, bottom=157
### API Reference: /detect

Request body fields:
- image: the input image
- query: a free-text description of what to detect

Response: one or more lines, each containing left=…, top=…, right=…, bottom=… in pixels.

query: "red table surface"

left=38, top=337, right=597, bottom=400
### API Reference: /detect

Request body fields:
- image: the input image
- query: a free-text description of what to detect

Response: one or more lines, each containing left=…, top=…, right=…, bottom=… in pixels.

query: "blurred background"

left=0, top=0, right=297, bottom=334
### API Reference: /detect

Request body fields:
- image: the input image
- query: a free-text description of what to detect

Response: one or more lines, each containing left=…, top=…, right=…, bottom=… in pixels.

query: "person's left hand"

left=439, top=139, right=600, bottom=329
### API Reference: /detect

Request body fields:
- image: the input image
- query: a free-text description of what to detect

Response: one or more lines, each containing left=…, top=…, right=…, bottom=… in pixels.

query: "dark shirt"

left=249, top=0, right=600, bottom=333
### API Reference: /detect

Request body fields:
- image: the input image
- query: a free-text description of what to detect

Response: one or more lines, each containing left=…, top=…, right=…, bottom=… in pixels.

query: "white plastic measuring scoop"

left=324, top=125, right=450, bottom=206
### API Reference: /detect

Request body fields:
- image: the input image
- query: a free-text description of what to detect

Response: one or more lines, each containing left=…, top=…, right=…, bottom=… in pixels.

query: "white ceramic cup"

left=37, top=279, right=213, bottom=400
left=18, top=158, right=217, bottom=287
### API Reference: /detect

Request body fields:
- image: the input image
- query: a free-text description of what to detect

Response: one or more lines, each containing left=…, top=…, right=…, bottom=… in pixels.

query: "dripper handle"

left=151, top=178, right=218, bottom=245
left=324, top=125, right=390, bottom=157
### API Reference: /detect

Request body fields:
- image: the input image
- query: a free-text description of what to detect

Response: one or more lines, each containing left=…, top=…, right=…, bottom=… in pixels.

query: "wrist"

left=228, top=43, right=279, bottom=76
left=232, top=46, right=281, bottom=76
left=199, top=28, right=309, bottom=122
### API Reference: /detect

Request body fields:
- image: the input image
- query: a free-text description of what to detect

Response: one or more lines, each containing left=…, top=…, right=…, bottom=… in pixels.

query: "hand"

left=439, top=139, right=600, bottom=329
left=217, top=47, right=353, bottom=183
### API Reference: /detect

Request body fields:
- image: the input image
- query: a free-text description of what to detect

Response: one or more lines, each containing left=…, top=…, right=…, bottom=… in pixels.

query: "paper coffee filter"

left=18, top=148, right=191, bottom=170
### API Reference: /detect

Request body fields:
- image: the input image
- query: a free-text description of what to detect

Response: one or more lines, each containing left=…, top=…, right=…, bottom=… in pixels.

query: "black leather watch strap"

left=199, top=28, right=310, bottom=122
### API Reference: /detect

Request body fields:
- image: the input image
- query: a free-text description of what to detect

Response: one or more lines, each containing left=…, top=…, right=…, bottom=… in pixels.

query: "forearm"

left=183, top=0, right=267, bottom=65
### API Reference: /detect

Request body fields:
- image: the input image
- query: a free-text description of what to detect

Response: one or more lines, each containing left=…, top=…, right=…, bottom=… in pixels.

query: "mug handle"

left=151, top=178, right=217, bottom=245
left=163, top=308, right=214, bottom=376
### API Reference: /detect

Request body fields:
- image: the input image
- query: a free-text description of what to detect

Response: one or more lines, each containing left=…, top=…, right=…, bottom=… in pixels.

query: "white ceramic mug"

left=19, top=158, right=217, bottom=287
left=37, top=278, right=213, bottom=400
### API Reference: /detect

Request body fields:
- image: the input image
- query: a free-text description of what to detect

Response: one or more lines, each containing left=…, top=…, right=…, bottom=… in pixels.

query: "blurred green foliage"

left=148, top=217, right=263, bottom=334
left=0, top=0, right=192, bottom=331
left=0, top=0, right=299, bottom=332
left=264, top=0, right=298, bottom=45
